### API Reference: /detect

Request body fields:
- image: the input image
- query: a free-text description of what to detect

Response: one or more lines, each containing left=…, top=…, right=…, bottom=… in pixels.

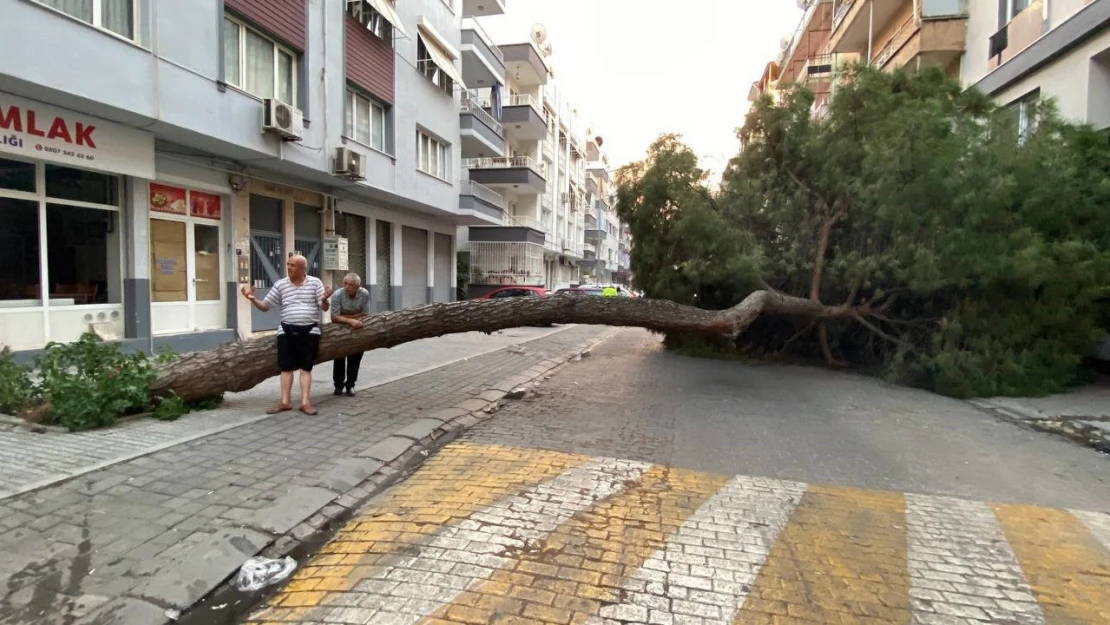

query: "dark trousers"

left=332, top=352, right=364, bottom=389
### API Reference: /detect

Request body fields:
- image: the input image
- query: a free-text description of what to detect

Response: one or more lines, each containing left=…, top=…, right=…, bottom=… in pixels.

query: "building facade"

left=459, top=26, right=632, bottom=296
left=0, top=0, right=493, bottom=357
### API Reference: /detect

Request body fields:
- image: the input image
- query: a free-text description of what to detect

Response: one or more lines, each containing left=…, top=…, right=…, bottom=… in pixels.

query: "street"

left=246, top=329, right=1110, bottom=625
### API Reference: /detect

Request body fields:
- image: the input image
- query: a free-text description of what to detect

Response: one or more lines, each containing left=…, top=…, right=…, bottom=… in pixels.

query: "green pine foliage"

left=617, top=65, right=1110, bottom=398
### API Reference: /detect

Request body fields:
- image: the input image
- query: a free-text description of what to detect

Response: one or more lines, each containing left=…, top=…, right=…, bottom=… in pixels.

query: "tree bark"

left=152, top=292, right=843, bottom=402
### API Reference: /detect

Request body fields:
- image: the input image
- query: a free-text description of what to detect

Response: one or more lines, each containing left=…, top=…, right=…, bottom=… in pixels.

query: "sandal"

left=266, top=404, right=292, bottom=415
left=299, top=405, right=318, bottom=416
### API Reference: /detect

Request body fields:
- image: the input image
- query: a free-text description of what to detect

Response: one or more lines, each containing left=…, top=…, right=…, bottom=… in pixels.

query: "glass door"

left=192, top=223, right=223, bottom=330
left=151, top=218, right=191, bottom=335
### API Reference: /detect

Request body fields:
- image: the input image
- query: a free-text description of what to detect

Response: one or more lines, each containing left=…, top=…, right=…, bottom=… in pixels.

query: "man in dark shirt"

left=330, top=273, right=371, bottom=397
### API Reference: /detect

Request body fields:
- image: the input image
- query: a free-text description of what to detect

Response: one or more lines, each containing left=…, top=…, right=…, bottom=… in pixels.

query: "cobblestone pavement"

left=248, top=442, right=1110, bottom=625
left=248, top=329, right=1110, bottom=624
left=0, top=326, right=570, bottom=499
left=0, top=325, right=607, bottom=625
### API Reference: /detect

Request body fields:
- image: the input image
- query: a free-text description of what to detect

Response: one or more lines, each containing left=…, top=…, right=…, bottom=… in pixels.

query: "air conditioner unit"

left=262, top=98, right=304, bottom=141
left=333, top=147, right=366, bottom=180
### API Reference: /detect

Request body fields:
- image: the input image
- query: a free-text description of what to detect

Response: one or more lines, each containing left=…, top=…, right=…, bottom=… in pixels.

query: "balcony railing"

left=506, top=94, right=543, bottom=115
left=460, top=180, right=505, bottom=209
left=463, top=156, right=547, bottom=178
left=461, top=92, right=503, bottom=134
left=505, top=214, right=547, bottom=232
left=873, top=14, right=917, bottom=68
left=833, top=0, right=857, bottom=33
left=798, top=54, right=835, bottom=84
left=461, top=17, right=504, bottom=63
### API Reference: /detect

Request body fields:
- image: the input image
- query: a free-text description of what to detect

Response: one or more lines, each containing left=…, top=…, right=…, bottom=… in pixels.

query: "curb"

left=969, top=399, right=1110, bottom=455
left=173, top=326, right=620, bottom=624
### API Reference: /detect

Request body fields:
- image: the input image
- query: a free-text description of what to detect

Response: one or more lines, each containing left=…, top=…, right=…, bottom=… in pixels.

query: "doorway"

left=248, top=195, right=284, bottom=332
left=150, top=218, right=224, bottom=334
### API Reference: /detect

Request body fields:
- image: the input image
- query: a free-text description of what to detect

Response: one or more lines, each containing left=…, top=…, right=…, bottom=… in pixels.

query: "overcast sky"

left=480, top=0, right=804, bottom=178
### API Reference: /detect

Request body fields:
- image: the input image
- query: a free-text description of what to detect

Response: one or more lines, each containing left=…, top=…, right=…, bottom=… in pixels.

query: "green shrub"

left=0, top=347, right=32, bottom=415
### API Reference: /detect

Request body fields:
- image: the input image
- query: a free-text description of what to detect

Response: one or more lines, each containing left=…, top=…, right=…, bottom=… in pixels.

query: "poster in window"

left=150, top=219, right=188, bottom=302
left=149, top=183, right=187, bottom=215
left=190, top=191, right=222, bottom=220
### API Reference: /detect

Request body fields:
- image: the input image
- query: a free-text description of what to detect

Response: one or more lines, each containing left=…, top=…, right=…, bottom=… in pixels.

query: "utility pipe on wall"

left=867, top=0, right=874, bottom=64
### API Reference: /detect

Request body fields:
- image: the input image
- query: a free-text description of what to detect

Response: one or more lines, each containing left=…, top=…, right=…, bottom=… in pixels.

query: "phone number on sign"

left=36, top=144, right=95, bottom=161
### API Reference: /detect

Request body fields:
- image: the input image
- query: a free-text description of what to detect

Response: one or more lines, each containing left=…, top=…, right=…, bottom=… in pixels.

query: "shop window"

left=46, top=204, right=120, bottom=305
left=0, top=158, right=36, bottom=193
left=0, top=199, right=41, bottom=302
left=45, top=164, right=119, bottom=205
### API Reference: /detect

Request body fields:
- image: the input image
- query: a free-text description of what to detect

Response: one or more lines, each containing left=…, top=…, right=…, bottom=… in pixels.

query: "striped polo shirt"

left=263, top=276, right=325, bottom=335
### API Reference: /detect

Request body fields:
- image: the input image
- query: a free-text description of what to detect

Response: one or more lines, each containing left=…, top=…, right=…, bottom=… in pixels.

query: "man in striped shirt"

left=242, top=254, right=333, bottom=416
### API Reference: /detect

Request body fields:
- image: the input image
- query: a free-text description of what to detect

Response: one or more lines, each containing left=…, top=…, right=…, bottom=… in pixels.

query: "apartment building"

left=754, top=0, right=1109, bottom=135
left=0, top=0, right=488, bottom=357
left=966, top=0, right=1110, bottom=133
left=582, top=138, right=631, bottom=286
left=461, top=26, right=596, bottom=296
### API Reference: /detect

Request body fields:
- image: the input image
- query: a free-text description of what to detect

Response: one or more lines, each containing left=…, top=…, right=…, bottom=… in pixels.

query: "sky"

left=480, top=0, right=804, bottom=178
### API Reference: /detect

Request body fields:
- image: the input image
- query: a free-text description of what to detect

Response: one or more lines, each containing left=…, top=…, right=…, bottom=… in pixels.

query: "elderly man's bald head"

left=286, top=254, right=308, bottom=280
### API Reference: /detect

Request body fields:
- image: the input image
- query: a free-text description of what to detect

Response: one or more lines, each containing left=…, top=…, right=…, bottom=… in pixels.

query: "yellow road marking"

left=247, top=442, right=592, bottom=621
left=734, top=484, right=912, bottom=625
left=418, top=464, right=731, bottom=625
left=993, top=503, right=1110, bottom=624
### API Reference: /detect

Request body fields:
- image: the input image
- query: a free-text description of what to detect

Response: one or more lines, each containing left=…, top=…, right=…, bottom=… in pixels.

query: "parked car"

left=478, top=286, right=547, bottom=299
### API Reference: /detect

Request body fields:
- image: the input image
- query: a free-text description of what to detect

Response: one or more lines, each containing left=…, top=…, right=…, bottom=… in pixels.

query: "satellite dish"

left=780, top=35, right=792, bottom=51
left=595, top=136, right=604, bottom=147
left=542, top=42, right=553, bottom=57
left=531, top=24, right=547, bottom=45
left=797, top=0, right=812, bottom=9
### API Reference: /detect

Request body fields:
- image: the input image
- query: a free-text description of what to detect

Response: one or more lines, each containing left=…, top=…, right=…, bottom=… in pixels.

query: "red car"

left=478, top=286, right=547, bottom=299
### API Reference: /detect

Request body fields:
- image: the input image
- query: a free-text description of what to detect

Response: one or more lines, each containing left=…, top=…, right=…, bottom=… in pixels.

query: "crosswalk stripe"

left=306, top=456, right=650, bottom=625
left=1071, top=509, right=1110, bottom=551
left=992, top=503, right=1110, bottom=624
left=733, top=484, right=912, bottom=624
left=420, top=464, right=732, bottom=624
left=569, top=474, right=805, bottom=625
left=905, top=494, right=1045, bottom=624
left=248, top=443, right=594, bottom=621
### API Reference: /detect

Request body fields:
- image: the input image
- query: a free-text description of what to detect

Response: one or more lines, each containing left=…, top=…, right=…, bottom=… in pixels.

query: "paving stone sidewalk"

left=0, top=324, right=612, bottom=625
left=971, top=384, right=1110, bottom=453
left=0, top=325, right=571, bottom=499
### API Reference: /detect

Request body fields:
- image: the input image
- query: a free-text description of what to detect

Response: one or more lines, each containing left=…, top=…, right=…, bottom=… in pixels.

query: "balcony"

left=828, top=0, right=967, bottom=74
left=459, top=180, right=504, bottom=225
left=460, top=93, right=504, bottom=157
left=461, top=18, right=506, bottom=90
left=500, top=94, right=547, bottom=141
left=466, top=241, right=545, bottom=291
left=500, top=42, right=549, bottom=86
left=464, top=156, right=547, bottom=194
left=463, top=0, right=505, bottom=18
left=505, top=213, right=547, bottom=233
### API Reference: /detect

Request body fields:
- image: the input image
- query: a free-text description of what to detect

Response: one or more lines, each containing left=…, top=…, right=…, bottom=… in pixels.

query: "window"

left=417, top=131, right=450, bottom=180
left=223, top=16, right=297, bottom=103
left=417, top=37, right=454, bottom=96
left=37, top=0, right=134, bottom=40
left=345, top=89, right=387, bottom=152
left=1007, top=90, right=1040, bottom=144
left=347, top=0, right=392, bottom=44
left=0, top=158, right=121, bottom=305
left=997, top=0, right=1031, bottom=28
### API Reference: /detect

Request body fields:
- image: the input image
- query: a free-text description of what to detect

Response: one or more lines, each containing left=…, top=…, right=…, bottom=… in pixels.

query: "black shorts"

left=277, top=327, right=320, bottom=372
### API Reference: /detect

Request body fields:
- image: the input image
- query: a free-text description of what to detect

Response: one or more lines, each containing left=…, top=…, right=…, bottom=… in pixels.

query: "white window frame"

left=345, top=89, right=388, bottom=153
left=1008, top=90, right=1039, bottom=144
left=999, top=0, right=1032, bottom=27
left=417, top=37, right=454, bottom=96
left=34, top=0, right=139, bottom=42
left=223, top=14, right=298, bottom=104
left=416, top=131, right=450, bottom=181
left=346, top=0, right=392, bottom=45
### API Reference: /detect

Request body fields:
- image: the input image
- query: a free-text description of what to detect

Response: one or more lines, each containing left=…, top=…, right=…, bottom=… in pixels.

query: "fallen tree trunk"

left=152, top=291, right=844, bottom=402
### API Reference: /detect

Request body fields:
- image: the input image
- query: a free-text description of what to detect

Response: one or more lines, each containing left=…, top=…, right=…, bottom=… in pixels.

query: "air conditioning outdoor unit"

left=333, top=147, right=366, bottom=180
left=262, top=98, right=304, bottom=141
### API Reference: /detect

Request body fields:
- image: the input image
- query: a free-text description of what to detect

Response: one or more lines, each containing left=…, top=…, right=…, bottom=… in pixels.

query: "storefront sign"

left=149, top=183, right=187, bottom=215
left=191, top=191, right=222, bottom=220
left=323, top=236, right=349, bottom=271
left=0, top=92, right=155, bottom=179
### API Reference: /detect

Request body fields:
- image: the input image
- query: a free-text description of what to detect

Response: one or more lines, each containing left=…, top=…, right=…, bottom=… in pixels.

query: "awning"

left=418, top=22, right=466, bottom=89
left=364, top=0, right=408, bottom=39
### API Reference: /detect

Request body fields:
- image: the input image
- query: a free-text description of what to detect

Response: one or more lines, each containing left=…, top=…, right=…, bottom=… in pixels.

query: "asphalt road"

left=468, top=328, right=1110, bottom=511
